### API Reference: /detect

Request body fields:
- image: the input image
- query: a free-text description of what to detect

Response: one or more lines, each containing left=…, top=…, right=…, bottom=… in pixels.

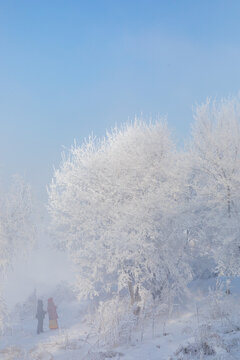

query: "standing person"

left=36, top=299, right=46, bottom=334
left=47, top=298, right=59, bottom=330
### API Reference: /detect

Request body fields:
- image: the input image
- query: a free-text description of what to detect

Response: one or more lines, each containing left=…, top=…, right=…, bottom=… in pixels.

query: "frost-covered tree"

left=0, top=176, right=36, bottom=273
left=48, top=120, right=192, bottom=304
left=190, top=97, right=240, bottom=276
left=0, top=176, right=36, bottom=333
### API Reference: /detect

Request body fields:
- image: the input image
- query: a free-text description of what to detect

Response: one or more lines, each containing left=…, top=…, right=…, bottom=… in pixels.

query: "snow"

left=1, top=279, right=240, bottom=360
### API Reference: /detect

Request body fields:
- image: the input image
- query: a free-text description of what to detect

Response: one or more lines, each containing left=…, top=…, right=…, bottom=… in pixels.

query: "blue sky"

left=1, top=0, right=240, bottom=196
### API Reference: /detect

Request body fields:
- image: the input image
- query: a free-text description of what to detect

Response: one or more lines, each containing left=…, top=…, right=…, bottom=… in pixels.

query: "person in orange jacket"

left=47, top=297, right=59, bottom=330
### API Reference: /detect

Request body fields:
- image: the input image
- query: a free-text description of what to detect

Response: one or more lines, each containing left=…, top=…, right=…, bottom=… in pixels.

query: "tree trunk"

left=128, top=282, right=141, bottom=315
left=227, top=185, right=231, bottom=218
left=128, top=281, right=135, bottom=305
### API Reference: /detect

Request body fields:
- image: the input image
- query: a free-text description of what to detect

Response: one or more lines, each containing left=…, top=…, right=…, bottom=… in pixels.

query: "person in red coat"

left=47, top=298, right=58, bottom=330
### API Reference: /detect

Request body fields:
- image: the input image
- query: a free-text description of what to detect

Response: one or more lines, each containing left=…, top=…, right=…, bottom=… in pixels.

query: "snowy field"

left=1, top=279, right=240, bottom=360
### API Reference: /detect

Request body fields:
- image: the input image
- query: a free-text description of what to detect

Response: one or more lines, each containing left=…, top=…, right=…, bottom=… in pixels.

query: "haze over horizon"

left=1, top=0, right=240, bottom=198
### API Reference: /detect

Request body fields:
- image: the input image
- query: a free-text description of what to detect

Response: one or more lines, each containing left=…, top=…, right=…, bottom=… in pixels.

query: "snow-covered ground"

left=1, top=279, right=240, bottom=360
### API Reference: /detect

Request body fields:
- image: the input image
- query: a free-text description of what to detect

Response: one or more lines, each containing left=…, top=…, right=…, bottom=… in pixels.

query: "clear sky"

left=1, top=0, right=240, bottom=197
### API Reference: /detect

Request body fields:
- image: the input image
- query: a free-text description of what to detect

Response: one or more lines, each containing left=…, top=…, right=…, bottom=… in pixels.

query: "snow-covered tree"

left=48, top=120, right=192, bottom=305
left=0, top=176, right=36, bottom=332
left=190, top=97, right=240, bottom=276
left=0, top=176, right=36, bottom=272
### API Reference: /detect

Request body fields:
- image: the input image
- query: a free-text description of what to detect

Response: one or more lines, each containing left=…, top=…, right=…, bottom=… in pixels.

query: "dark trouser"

left=37, top=318, right=44, bottom=334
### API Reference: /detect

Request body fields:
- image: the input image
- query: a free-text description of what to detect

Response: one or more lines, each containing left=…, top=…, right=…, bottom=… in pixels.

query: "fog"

left=3, top=242, right=75, bottom=310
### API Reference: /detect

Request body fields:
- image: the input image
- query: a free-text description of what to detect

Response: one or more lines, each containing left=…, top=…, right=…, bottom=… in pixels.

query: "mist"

left=3, top=242, right=75, bottom=310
